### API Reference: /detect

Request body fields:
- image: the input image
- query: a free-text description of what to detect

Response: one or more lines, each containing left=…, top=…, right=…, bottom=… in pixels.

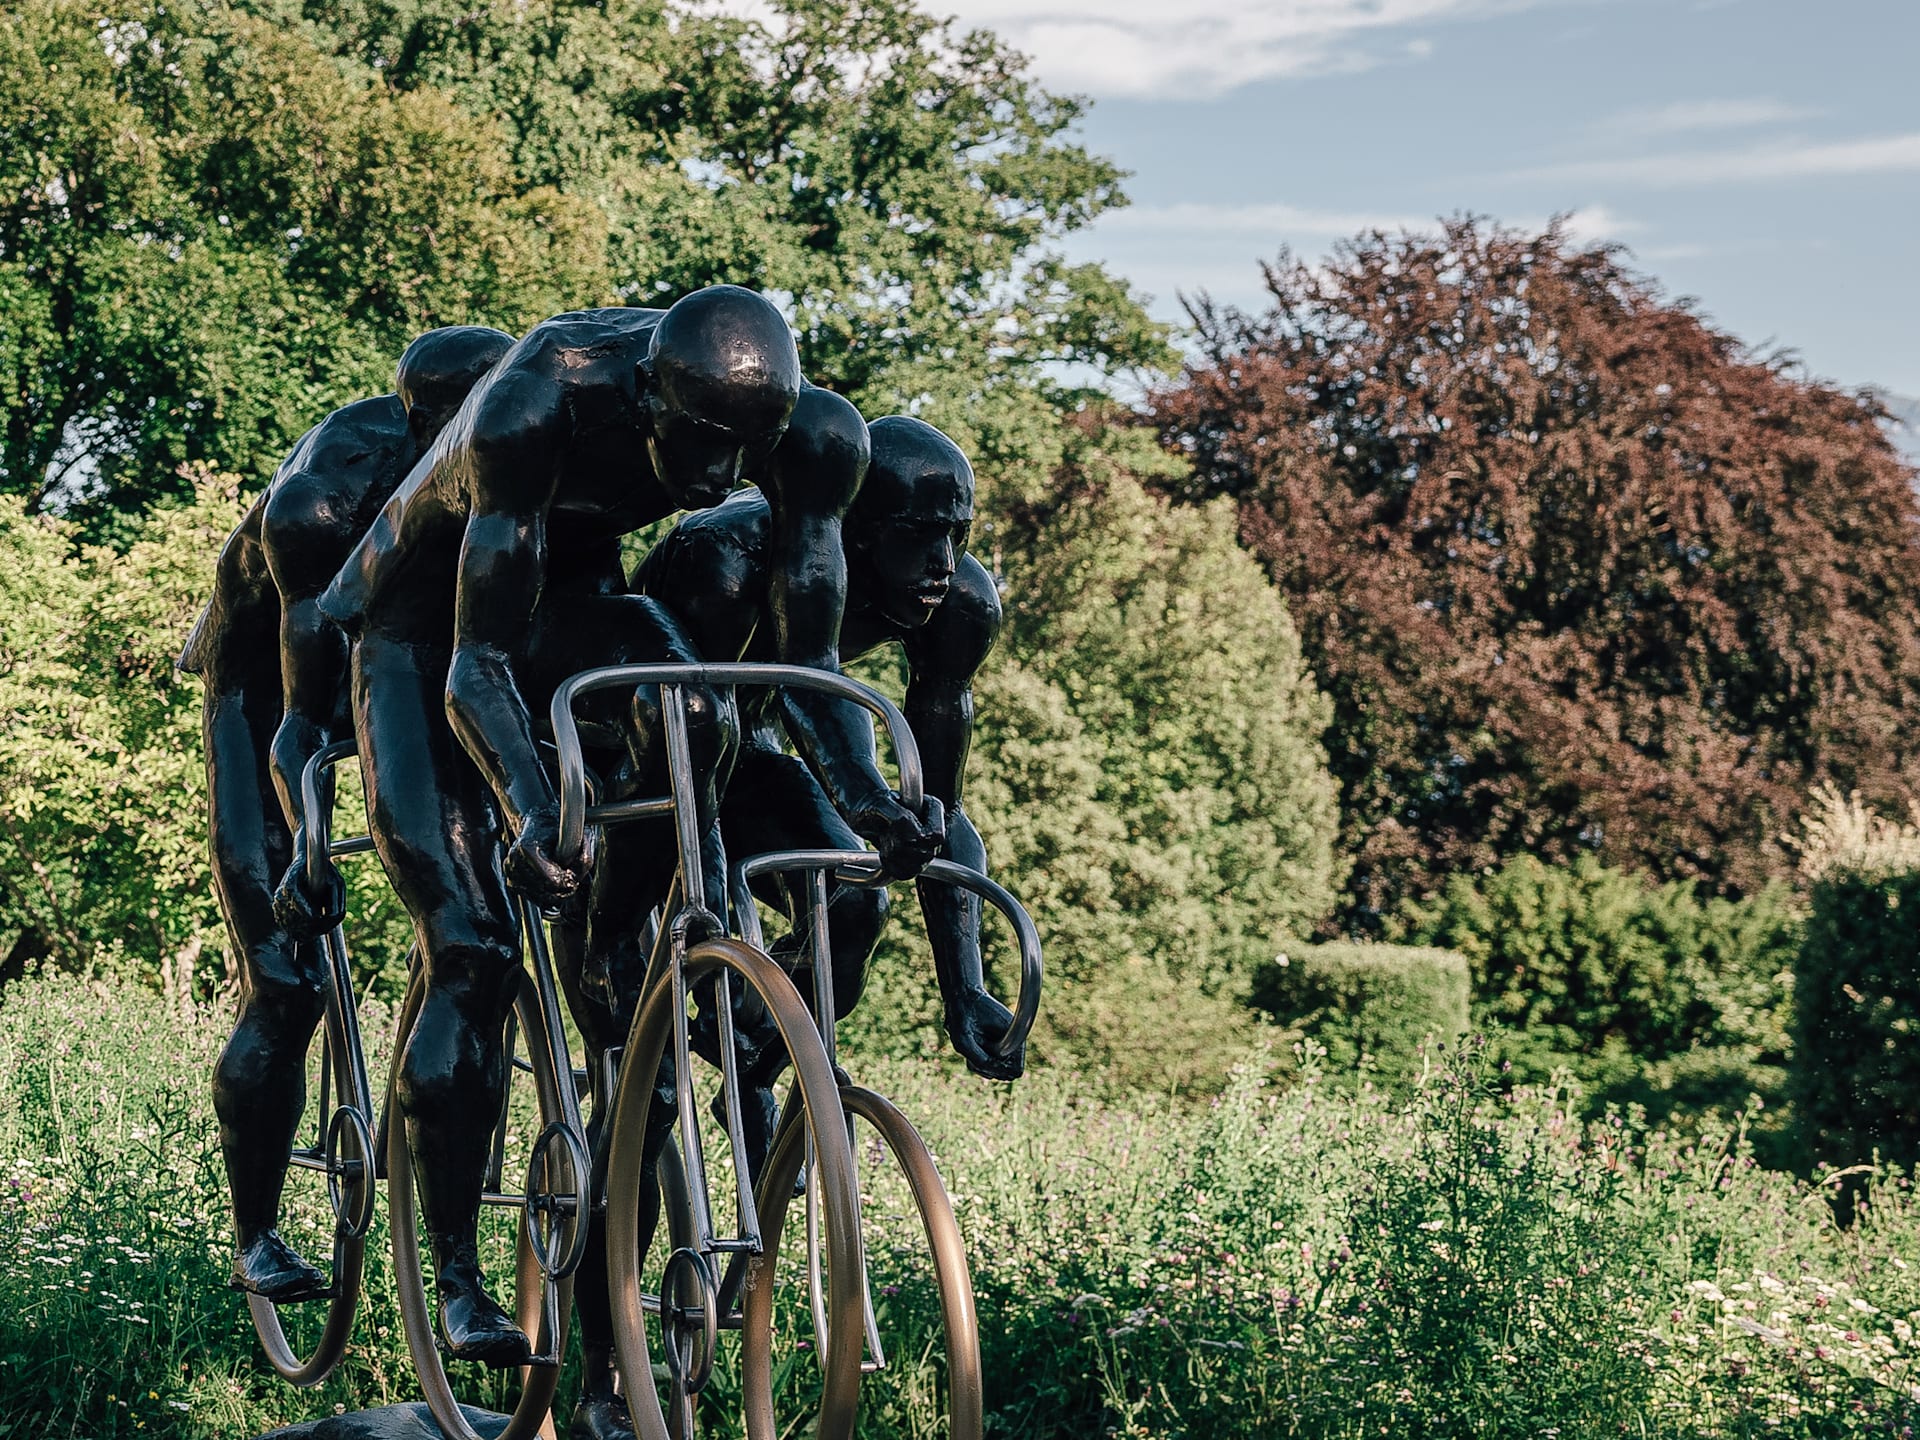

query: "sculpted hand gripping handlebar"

left=547, top=662, right=924, bottom=862
left=732, top=850, right=1041, bottom=1065
left=545, top=663, right=1037, bottom=1061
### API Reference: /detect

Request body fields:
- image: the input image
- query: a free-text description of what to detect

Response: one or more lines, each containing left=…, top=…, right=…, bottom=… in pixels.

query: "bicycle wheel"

left=743, top=1085, right=982, bottom=1440
left=603, top=937, right=866, bottom=1440
left=387, top=967, right=580, bottom=1440
left=246, top=931, right=378, bottom=1387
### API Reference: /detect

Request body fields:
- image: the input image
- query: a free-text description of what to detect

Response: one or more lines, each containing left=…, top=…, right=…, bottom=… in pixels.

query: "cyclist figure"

left=183, top=325, right=514, bottom=1305
left=316, top=289, right=943, bottom=1436
left=632, top=415, right=1024, bottom=1165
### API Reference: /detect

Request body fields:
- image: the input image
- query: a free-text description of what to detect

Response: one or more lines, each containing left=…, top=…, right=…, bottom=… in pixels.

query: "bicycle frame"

left=294, top=741, right=593, bottom=1354
left=549, top=664, right=1042, bottom=1379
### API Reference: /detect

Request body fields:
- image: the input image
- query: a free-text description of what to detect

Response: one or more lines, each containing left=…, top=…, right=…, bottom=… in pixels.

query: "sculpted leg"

left=206, top=680, right=331, bottom=1303
left=355, top=633, right=532, bottom=1366
left=398, top=920, right=527, bottom=1364
left=525, top=593, right=739, bottom=1438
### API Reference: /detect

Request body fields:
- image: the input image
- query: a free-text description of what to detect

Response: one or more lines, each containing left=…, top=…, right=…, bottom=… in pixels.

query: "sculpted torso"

left=323, top=310, right=675, bottom=639
left=180, top=395, right=415, bottom=686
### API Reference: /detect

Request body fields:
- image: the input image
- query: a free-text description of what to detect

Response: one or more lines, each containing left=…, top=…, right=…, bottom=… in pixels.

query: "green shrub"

left=1399, top=855, right=1799, bottom=1108
left=1249, top=943, right=1468, bottom=1083
left=0, top=482, right=416, bottom=997
left=839, top=434, right=1344, bottom=1098
left=1792, top=790, right=1920, bottom=1178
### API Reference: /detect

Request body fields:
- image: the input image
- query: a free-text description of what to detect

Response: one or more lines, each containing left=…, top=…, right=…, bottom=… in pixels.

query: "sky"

left=928, top=0, right=1920, bottom=397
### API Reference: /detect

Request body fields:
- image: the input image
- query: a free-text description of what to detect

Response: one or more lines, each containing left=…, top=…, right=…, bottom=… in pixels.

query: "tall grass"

left=4, top=968, right=1919, bottom=1438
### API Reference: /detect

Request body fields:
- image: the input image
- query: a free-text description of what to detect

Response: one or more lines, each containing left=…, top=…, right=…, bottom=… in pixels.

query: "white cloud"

left=697, top=0, right=1563, bottom=99
left=1596, top=98, right=1819, bottom=138
left=1512, top=132, right=1920, bottom=187
left=1555, top=204, right=1643, bottom=244
left=1100, top=201, right=1430, bottom=238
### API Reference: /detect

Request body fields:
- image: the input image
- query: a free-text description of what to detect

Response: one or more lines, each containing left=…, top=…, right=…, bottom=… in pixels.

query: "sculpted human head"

left=640, top=286, right=802, bottom=509
left=396, top=325, right=516, bottom=446
left=848, top=416, right=975, bottom=629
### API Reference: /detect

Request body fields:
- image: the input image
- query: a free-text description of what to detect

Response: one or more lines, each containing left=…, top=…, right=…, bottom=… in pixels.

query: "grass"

left=4, top=967, right=1920, bottom=1438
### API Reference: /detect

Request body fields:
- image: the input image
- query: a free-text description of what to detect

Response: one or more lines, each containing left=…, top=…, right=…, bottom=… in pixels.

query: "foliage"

left=1791, top=788, right=1920, bottom=1181
left=977, top=424, right=1345, bottom=989
left=1, top=0, right=606, bottom=525
left=0, top=478, right=413, bottom=991
left=1401, top=853, right=1799, bottom=1121
left=1156, top=216, right=1920, bottom=924
left=835, top=423, right=1343, bottom=1096
left=261, top=0, right=1173, bottom=489
left=0, top=484, right=228, bottom=986
left=3, top=0, right=1167, bottom=526
left=1249, top=942, right=1468, bottom=1084
left=1794, top=782, right=1920, bottom=885
left=14, top=973, right=1920, bottom=1437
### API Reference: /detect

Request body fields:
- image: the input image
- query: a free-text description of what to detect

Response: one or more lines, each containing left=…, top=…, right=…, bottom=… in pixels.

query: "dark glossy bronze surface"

left=189, top=326, right=514, bottom=1304
left=309, top=288, right=923, bottom=1382
left=631, top=415, right=1020, bottom=1084
left=254, top=1402, right=512, bottom=1439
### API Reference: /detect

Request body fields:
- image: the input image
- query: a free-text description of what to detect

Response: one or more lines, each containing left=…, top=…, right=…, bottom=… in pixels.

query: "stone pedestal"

left=255, top=1403, right=514, bottom=1440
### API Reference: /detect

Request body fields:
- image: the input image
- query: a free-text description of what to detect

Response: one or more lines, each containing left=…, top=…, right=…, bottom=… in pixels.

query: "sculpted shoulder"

left=262, top=396, right=412, bottom=602
left=910, top=553, right=1001, bottom=681
left=179, top=490, right=274, bottom=676
left=760, top=385, right=869, bottom=517
left=288, top=394, right=410, bottom=479
left=514, top=307, right=663, bottom=369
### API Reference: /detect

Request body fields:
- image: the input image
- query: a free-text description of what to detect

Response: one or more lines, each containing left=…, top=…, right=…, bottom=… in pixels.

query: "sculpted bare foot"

left=570, top=1392, right=637, bottom=1440
left=231, top=1230, right=333, bottom=1303
left=437, top=1254, right=532, bottom=1367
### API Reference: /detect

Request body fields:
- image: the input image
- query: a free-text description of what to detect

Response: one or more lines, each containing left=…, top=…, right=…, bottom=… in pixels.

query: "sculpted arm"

left=904, top=560, right=1020, bottom=1078
left=766, top=390, right=943, bottom=876
left=442, top=379, right=582, bottom=904
left=262, top=473, right=353, bottom=931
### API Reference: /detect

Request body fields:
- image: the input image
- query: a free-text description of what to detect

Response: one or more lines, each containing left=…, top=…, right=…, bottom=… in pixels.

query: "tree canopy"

left=2, top=0, right=1168, bottom=525
left=1, top=0, right=605, bottom=522
left=1155, top=217, right=1920, bottom=923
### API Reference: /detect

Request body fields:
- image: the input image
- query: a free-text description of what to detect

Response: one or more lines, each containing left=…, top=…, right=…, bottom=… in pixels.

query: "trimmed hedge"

left=1792, top=868, right=1920, bottom=1176
left=1399, top=855, right=1799, bottom=1101
left=1251, top=943, right=1469, bottom=1082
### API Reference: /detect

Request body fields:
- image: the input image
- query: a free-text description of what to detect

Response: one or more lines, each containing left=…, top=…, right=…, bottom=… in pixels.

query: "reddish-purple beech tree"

left=1156, top=218, right=1920, bottom=924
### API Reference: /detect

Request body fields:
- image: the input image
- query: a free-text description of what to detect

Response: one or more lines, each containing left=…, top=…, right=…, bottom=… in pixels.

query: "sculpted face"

left=643, top=392, right=764, bottom=509
left=642, top=286, right=800, bottom=509
left=852, top=419, right=975, bottom=629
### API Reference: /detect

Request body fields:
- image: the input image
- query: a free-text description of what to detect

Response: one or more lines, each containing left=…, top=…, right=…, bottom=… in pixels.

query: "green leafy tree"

left=980, top=425, right=1344, bottom=987
left=0, top=481, right=230, bottom=983
left=845, top=426, right=1343, bottom=1092
left=251, top=0, right=1172, bottom=484
left=0, top=478, right=413, bottom=991
left=1, top=0, right=607, bottom=522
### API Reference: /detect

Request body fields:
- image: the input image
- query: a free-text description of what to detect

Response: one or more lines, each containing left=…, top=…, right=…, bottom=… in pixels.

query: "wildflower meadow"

left=5, top=965, right=1920, bottom=1439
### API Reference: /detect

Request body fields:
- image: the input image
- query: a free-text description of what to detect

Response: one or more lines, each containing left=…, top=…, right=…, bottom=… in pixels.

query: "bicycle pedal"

left=433, top=1336, right=557, bottom=1369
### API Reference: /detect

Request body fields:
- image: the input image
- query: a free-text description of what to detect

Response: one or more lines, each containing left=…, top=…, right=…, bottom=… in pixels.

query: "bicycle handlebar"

left=549, top=663, right=925, bottom=865
left=302, top=739, right=361, bottom=891
left=732, top=848, right=1041, bottom=1062
left=295, top=704, right=1040, bottom=1059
